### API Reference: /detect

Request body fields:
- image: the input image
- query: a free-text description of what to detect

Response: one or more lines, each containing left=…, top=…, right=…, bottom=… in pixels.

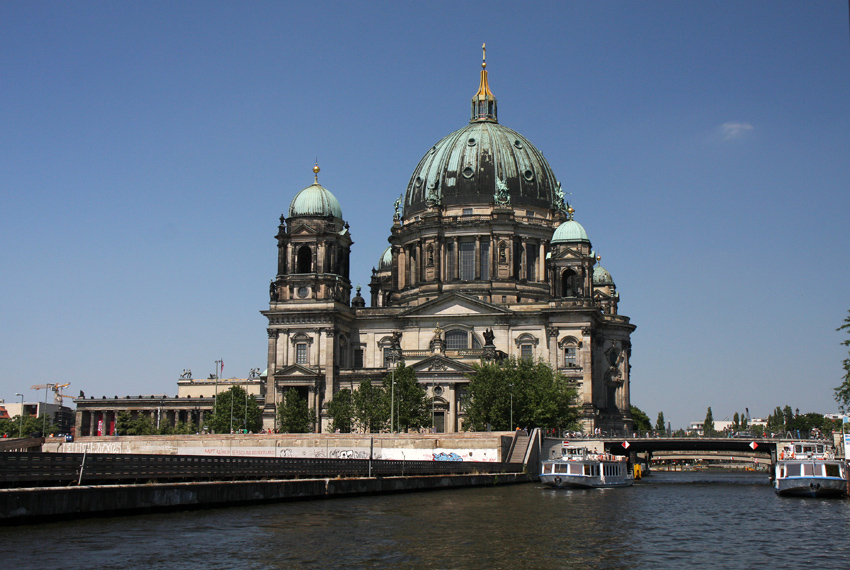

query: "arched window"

left=445, top=330, right=468, bottom=350
left=562, top=269, right=577, bottom=297
left=296, top=246, right=312, bottom=273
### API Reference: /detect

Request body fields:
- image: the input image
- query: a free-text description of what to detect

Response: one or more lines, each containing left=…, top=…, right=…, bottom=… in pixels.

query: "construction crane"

left=30, top=383, right=72, bottom=405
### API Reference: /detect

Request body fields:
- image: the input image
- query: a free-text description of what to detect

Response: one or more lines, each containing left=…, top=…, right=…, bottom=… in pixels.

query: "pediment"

left=400, top=292, right=512, bottom=317
left=274, top=364, right=321, bottom=377
left=549, top=247, right=584, bottom=260
left=410, top=355, right=477, bottom=374
left=288, top=224, right=319, bottom=236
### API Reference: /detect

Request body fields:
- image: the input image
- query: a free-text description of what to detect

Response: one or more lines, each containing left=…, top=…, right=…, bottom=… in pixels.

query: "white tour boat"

left=540, top=443, right=634, bottom=489
left=773, top=441, right=847, bottom=498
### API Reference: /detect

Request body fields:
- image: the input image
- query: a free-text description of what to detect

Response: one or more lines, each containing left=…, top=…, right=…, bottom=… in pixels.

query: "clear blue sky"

left=1, top=1, right=848, bottom=430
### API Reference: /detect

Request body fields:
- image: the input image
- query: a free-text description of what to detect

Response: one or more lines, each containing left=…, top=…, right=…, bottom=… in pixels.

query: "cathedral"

left=263, top=52, right=635, bottom=434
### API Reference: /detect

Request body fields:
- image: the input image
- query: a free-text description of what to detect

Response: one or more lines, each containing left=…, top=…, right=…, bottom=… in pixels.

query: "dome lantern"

left=471, top=43, right=497, bottom=123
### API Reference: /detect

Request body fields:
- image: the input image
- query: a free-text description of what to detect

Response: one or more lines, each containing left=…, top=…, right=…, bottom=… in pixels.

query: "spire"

left=471, top=43, right=498, bottom=123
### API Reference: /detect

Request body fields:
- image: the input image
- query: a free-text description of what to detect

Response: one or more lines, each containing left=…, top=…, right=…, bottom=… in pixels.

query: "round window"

left=514, top=140, right=523, bottom=149
left=462, top=166, right=474, bottom=178
left=523, top=169, right=534, bottom=181
left=433, top=386, right=443, bottom=397
left=467, top=138, right=477, bottom=146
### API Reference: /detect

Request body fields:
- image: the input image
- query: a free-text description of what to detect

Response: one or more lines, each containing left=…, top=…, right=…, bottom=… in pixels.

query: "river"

left=3, top=471, right=850, bottom=569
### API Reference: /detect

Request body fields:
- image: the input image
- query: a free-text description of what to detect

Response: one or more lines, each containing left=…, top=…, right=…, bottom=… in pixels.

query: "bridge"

left=541, top=437, right=803, bottom=465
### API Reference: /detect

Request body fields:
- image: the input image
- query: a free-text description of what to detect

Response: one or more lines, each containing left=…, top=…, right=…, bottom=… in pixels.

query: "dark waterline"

left=3, top=472, right=850, bottom=569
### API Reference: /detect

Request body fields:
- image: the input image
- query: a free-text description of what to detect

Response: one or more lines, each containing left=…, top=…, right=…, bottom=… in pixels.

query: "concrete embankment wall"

left=0, top=473, right=531, bottom=524
left=44, top=432, right=515, bottom=463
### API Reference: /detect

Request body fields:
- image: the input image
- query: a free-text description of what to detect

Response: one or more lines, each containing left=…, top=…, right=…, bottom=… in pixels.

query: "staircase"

left=507, top=431, right=531, bottom=464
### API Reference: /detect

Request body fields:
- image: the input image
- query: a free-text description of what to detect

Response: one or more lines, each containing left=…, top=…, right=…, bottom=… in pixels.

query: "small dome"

left=377, top=246, right=392, bottom=271
left=593, top=265, right=614, bottom=286
left=289, top=182, right=343, bottom=219
left=551, top=220, right=590, bottom=244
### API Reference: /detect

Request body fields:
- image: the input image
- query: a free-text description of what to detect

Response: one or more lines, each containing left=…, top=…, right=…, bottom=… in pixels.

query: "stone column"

left=520, top=238, right=528, bottom=280
left=474, top=236, right=481, bottom=280
left=538, top=241, right=546, bottom=283
left=453, top=238, right=460, bottom=280
left=447, top=384, right=457, bottom=433
left=323, top=328, right=335, bottom=407
left=547, top=326, right=559, bottom=369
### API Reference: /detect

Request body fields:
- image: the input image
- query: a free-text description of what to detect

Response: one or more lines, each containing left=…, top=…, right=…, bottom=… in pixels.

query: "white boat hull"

left=540, top=472, right=634, bottom=489
left=773, top=458, right=847, bottom=498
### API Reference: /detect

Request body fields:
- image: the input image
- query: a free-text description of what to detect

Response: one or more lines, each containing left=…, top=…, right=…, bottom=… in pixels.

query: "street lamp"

left=509, top=382, right=513, bottom=431
left=15, top=393, right=23, bottom=437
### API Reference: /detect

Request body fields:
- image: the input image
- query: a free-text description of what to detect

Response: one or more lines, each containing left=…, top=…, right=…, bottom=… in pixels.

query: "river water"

left=3, top=471, right=850, bottom=569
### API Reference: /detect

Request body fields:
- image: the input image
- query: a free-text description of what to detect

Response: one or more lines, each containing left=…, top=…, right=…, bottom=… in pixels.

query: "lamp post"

left=42, top=383, right=54, bottom=435
left=509, top=382, right=513, bottom=431
left=15, top=393, right=23, bottom=437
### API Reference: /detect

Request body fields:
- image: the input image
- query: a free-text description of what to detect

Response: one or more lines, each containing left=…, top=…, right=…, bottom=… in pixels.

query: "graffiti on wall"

left=433, top=452, right=463, bottom=461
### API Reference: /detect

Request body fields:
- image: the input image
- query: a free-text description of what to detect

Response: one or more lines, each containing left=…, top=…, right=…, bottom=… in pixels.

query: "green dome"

left=593, top=264, right=614, bottom=286
left=378, top=246, right=392, bottom=271
left=551, top=220, right=590, bottom=244
left=289, top=182, right=343, bottom=219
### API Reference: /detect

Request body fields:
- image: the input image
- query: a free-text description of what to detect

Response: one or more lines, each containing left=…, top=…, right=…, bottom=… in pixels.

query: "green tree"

left=732, top=412, right=740, bottom=432
left=382, top=364, right=431, bottom=432
left=326, top=388, right=355, bottom=433
left=630, top=405, right=651, bottom=432
left=462, top=358, right=579, bottom=431
left=835, top=311, right=850, bottom=412
left=655, top=411, right=666, bottom=433
left=207, top=386, right=263, bottom=434
left=278, top=389, right=313, bottom=433
left=783, top=405, right=794, bottom=432
left=703, top=407, right=714, bottom=437
left=116, top=411, right=156, bottom=435
left=353, top=379, right=387, bottom=433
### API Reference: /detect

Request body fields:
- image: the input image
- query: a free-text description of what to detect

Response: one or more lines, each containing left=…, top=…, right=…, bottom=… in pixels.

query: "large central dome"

left=403, top=52, right=559, bottom=218
left=403, top=122, right=559, bottom=217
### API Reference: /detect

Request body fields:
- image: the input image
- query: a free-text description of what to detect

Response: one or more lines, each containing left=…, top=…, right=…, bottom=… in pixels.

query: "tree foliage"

left=655, top=411, right=665, bottom=433
left=462, top=358, right=579, bottom=431
left=630, top=405, right=651, bottom=432
left=326, top=388, right=355, bottom=433
left=353, top=379, right=387, bottom=433
left=382, top=364, right=431, bottom=432
left=835, top=310, right=850, bottom=412
left=703, top=407, right=714, bottom=437
left=207, top=386, right=264, bottom=434
left=278, top=389, right=313, bottom=433
left=0, top=414, right=60, bottom=438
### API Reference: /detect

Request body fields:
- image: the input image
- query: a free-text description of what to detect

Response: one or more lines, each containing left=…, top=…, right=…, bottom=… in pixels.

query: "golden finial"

left=482, top=43, right=486, bottom=69
left=313, top=161, right=320, bottom=183
left=597, top=255, right=602, bottom=263
left=567, top=205, right=575, bottom=220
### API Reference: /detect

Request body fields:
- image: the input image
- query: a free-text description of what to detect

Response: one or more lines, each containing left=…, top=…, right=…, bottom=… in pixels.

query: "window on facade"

left=296, top=343, right=308, bottom=365
left=446, top=330, right=468, bottom=350
left=383, top=347, right=392, bottom=367
left=446, top=243, right=455, bottom=279
left=459, top=242, right=475, bottom=280
left=562, top=269, right=577, bottom=297
left=296, top=246, right=312, bottom=273
left=354, top=349, right=363, bottom=368
left=462, top=208, right=473, bottom=216
left=564, top=347, right=577, bottom=367
left=521, top=344, right=533, bottom=361
left=480, top=242, right=489, bottom=280
left=526, top=244, right=537, bottom=281
left=472, top=335, right=482, bottom=349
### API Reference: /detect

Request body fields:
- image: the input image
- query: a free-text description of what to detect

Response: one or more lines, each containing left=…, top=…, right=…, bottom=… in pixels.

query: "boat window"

left=795, top=445, right=803, bottom=454
left=816, top=445, right=825, bottom=454
left=569, top=464, right=582, bottom=475
left=825, top=463, right=841, bottom=478
left=801, top=463, right=814, bottom=476
left=785, top=464, right=801, bottom=477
